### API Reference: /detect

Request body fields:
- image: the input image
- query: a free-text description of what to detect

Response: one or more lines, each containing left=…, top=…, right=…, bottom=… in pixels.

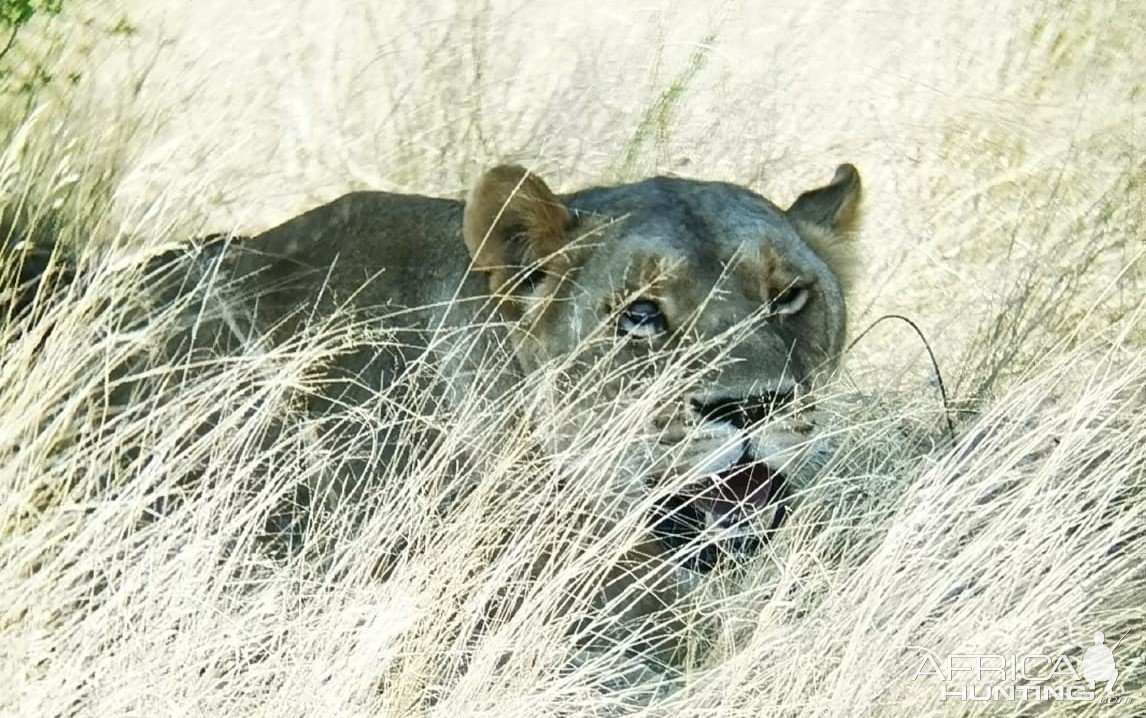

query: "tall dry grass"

left=1, top=0, right=1143, bottom=716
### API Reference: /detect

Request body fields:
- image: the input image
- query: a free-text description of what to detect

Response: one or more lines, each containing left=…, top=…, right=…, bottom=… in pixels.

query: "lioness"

left=223, top=162, right=859, bottom=510
left=5, top=162, right=861, bottom=674
left=208, top=163, right=861, bottom=662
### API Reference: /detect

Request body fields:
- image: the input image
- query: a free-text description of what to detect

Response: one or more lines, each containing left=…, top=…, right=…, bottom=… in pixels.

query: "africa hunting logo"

left=912, top=631, right=1132, bottom=704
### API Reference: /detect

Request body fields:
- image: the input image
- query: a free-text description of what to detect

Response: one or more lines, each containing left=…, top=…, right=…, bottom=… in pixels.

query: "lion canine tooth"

left=696, top=441, right=744, bottom=476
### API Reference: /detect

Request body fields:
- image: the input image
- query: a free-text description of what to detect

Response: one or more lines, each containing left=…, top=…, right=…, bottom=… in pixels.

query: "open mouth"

left=650, top=448, right=786, bottom=572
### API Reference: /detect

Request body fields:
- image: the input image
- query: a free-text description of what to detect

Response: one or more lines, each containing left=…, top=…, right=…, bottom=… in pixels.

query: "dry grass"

left=1, top=0, right=1143, bottom=716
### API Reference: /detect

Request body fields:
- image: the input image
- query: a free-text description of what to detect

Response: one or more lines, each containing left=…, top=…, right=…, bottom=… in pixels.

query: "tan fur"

left=790, top=220, right=861, bottom=293
left=463, top=165, right=571, bottom=298
left=786, top=163, right=863, bottom=293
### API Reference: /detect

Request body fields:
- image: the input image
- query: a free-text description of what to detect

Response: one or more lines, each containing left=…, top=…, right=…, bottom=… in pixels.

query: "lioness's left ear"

left=786, top=164, right=862, bottom=291
left=786, top=163, right=862, bottom=235
left=464, top=165, right=572, bottom=298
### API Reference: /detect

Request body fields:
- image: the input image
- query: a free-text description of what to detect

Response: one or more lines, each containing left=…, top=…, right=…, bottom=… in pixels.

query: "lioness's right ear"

left=463, top=165, right=572, bottom=298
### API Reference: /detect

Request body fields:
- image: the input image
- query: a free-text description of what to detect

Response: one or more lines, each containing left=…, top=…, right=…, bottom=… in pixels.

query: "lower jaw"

left=648, top=472, right=787, bottom=573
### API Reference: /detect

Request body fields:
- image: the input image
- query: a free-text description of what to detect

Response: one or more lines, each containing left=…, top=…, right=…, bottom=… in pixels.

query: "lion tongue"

left=694, top=461, right=774, bottom=525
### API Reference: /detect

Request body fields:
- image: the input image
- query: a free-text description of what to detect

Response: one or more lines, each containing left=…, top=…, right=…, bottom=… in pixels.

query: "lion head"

left=462, top=164, right=861, bottom=568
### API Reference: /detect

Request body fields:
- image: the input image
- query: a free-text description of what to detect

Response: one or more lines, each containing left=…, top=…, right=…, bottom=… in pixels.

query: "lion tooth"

left=696, top=441, right=744, bottom=476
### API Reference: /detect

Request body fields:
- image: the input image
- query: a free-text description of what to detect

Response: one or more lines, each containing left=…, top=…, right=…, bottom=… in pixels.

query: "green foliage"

left=1, top=0, right=63, bottom=50
left=109, top=15, right=136, bottom=37
left=614, top=33, right=716, bottom=181
left=1, top=0, right=62, bottom=30
left=0, top=0, right=67, bottom=98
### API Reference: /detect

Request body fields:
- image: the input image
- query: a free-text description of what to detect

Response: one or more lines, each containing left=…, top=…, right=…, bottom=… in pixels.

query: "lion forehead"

left=568, top=176, right=785, bottom=231
left=567, top=177, right=820, bottom=265
left=562, top=178, right=833, bottom=299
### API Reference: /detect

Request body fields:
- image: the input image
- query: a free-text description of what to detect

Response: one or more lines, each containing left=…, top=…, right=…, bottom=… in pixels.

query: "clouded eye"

left=771, top=285, right=810, bottom=315
left=618, top=300, right=668, bottom=338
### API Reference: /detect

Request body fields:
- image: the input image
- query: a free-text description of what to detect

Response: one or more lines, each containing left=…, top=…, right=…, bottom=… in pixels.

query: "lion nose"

left=692, top=390, right=796, bottom=428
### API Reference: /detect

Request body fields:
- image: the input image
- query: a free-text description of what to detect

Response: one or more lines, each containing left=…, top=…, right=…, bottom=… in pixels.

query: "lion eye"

left=771, top=286, right=810, bottom=315
left=618, top=300, right=668, bottom=338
